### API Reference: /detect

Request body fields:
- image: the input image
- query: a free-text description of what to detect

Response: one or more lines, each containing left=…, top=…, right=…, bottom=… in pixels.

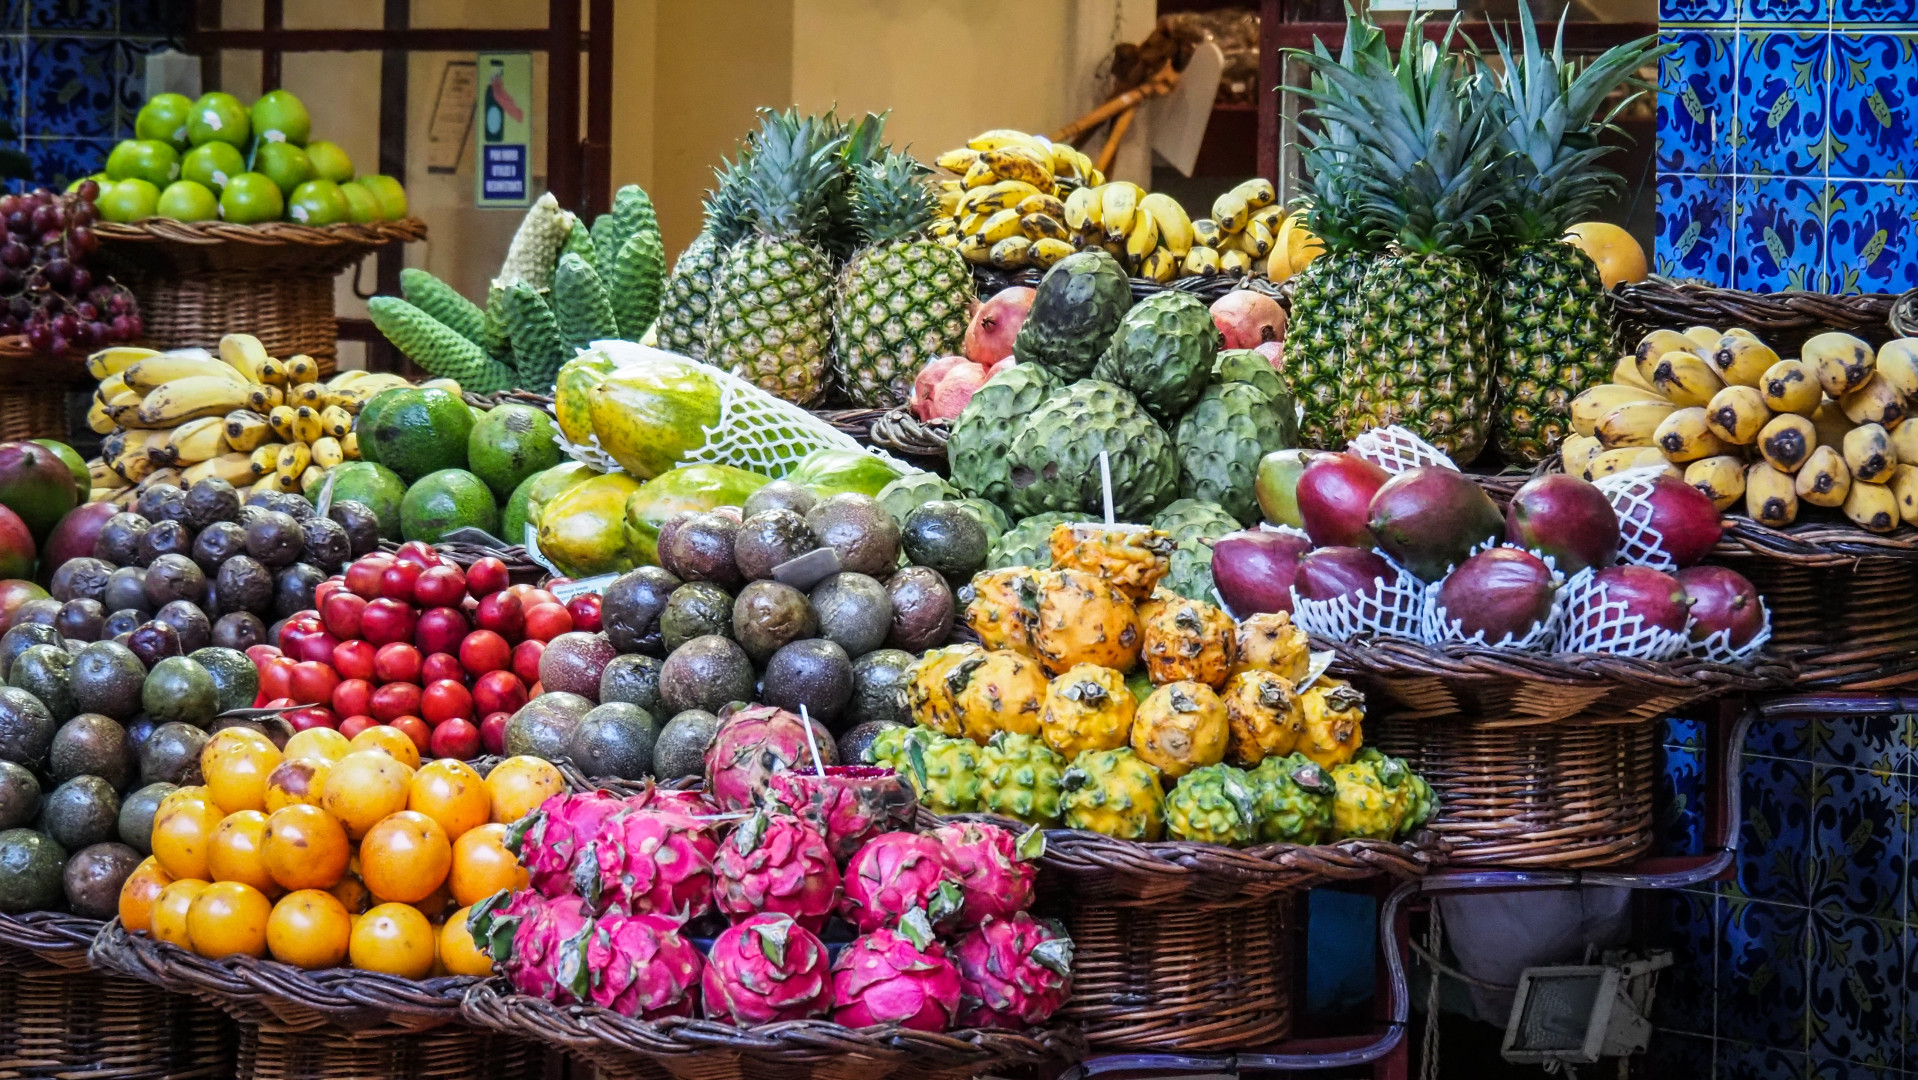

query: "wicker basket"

left=0, top=336, right=86, bottom=441
left=0, top=912, right=237, bottom=1080
left=459, top=979, right=1083, bottom=1080
left=1609, top=277, right=1902, bottom=355
left=234, top=1021, right=535, bottom=1080
left=1371, top=715, right=1659, bottom=868
left=94, top=218, right=427, bottom=375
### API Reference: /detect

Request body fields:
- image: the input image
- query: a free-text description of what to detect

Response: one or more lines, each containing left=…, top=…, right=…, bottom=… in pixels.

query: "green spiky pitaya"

left=928, top=821, right=1040, bottom=927
left=705, top=705, right=837, bottom=811
left=758, top=768, right=916, bottom=862
left=1329, top=757, right=1402, bottom=841
left=713, top=812, right=841, bottom=931
left=470, top=891, right=594, bottom=1005
left=840, top=831, right=964, bottom=934
left=1166, top=763, right=1260, bottom=845
left=893, top=731, right=985, bottom=815
left=589, top=809, right=718, bottom=919
left=977, top=731, right=1065, bottom=827
left=586, top=911, right=703, bottom=1019
left=1356, top=748, right=1435, bottom=837
left=954, top=912, right=1074, bottom=1028
left=831, top=908, right=964, bottom=1032
left=505, top=791, right=630, bottom=899
left=863, top=723, right=930, bottom=767
left=701, top=912, right=834, bottom=1024
left=1247, top=753, right=1335, bottom=844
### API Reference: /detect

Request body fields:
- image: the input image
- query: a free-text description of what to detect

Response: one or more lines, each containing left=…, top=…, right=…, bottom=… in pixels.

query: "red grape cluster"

left=0, top=181, right=142, bottom=357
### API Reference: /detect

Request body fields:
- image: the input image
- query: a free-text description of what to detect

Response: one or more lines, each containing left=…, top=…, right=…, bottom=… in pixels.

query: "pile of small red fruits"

left=247, top=541, right=602, bottom=759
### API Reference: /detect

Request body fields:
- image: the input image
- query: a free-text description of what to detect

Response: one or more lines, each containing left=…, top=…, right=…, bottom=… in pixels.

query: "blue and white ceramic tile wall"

left=1656, top=0, right=1918, bottom=293
left=0, top=0, right=177, bottom=189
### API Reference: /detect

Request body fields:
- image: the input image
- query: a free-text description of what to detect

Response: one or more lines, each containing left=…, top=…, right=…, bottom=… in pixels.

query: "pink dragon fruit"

left=506, top=791, right=630, bottom=898
left=830, top=910, right=963, bottom=1032
left=713, top=812, right=841, bottom=930
left=704, top=705, right=836, bottom=811
left=471, top=891, right=595, bottom=1005
left=840, top=831, right=964, bottom=934
left=952, top=912, right=1075, bottom=1028
left=700, top=912, right=835, bottom=1025
left=590, top=809, right=719, bottom=920
left=639, top=786, right=720, bottom=819
left=928, top=822, right=1039, bottom=928
left=759, top=767, right=916, bottom=862
left=585, top=911, right=704, bottom=1019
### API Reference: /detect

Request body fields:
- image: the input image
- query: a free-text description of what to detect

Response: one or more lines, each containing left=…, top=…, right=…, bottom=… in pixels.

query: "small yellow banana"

left=1844, top=479, right=1899, bottom=533
left=219, top=334, right=271, bottom=382
left=1642, top=350, right=1726, bottom=407
left=1635, top=329, right=1705, bottom=368
left=1758, top=413, right=1818, bottom=472
left=1840, top=372, right=1908, bottom=427
left=1685, top=455, right=1747, bottom=510
left=1890, top=464, right=1918, bottom=525
left=88, top=459, right=120, bottom=489
left=137, top=375, right=256, bottom=426
left=1063, top=186, right=1102, bottom=231
left=289, top=382, right=325, bottom=408
left=248, top=383, right=284, bottom=412
left=1586, top=446, right=1658, bottom=479
left=1139, top=247, right=1178, bottom=284
left=85, top=345, right=160, bottom=380
left=283, top=355, right=319, bottom=384
left=1812, top=399, right=1854, bottom=451
left=275, top=441, right=311, bottom=484
left=1191, top=218, right=1223, bottom=248
left=250, top=443, right=284, bottom=476
left=1048, top=143, right=1081, bottom=180
left=1745, top=462, right=1800, bottom=526
left=311, top=436, right=345, bottom=468
left=1794, top=445, right=1853, bottom=507
left=1016, top=193, right=1067, bottom=220
left=124, top=354, right=249, bottom=395
left=969, top=180, right=1046, bottom=213
left=1251, top=205, right=1287, bottom=234
left=1220, top=248, right=1252, bottom=275
left=1654, top=406, right=1730, bottom=462
left=935, top=147, right=980, bottom=173
left=1610, top=355, right=1665, bottom=395
left=968, top=129, right=1050, bottom=155
left=341, top=431, right=360, bottom=460
left=981, top=146, right=1053, bottom=189
left=319, top=405, right=353, bottom=439
left=1843, top=422, right=1897, bottom=483
left=222, top=409, right=271, bottom=453
left=1705, top=384, right=1772, bottom=444
left=963, top=156, right=996, bottom=190
left=267, top=405, right=298, bottom=442
left=1029, top=237, right=1076, bottom=269
left=1560, top=433, right=1603, bottom=477
left=182, top=452, right=256, bottom=487
left=1682, top=326, right=1723, bottom=354
left=85, top=397, right=114, bottom=435
left=1182, top=246, right=1221, bottom=277
left=96, top=373, right=129, bottom=402
left=1890, top=415, right=1918, bottom=464
left=1139, top=193, right=1193, bottom=256
left=1712, top=333, right=1778, bottom=388
left=167, top=417, right=227, bottom=464
left=1875, top=338, right=1918, bottom=398
left=957, top=233, right=992, bottom=265
left=1232, top=177, right=1276, bottom=210
left=1020, top=213, right=1071, bottom=242
left=292, top=405, right=323, bottom=445
left=1124, top=207, right=1159, bottom=261
left=1101, top=184, right=1141, bottom=243
left=1590, top=398, right=1677, bottom=447
left=1807, top=331, right=1876, bottom=396
left=1760, top=358, right=1822, bottom=415
left=977, top=208, right=1026, bottom=245
left=1211, top=189, right=1251, bottom=234
left=987, top=236, right=1033, bottom=269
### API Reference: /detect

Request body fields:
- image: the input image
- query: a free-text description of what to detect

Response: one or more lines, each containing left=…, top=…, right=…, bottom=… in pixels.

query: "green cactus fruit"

left=609, top=229, right=666, bottom=340
left=1166, top=763, right=1260, bottom=845
left=978, top=731, right=1066, bottom=827
left=558, top=217, right=599, bottom=270
left=876, top=471, right=959, bottom=529
left=1174, top=381, right=1296, bottom=527
left=1007, top=379, right=1179, bottom=521
left=500, top=282, right=567, bottom=391
left=552, top=252, right=619, bottom=353
left=948, top=362, right=1057, bottom=512
left=1247, top=753, right=1336, bottom=844
left=367, top=296, right=517, bottom=393
left=603, top=184, right=660, bottom=256
left=902, top=732, right=985, bottom=816
left=399, top=268, right=491, bottom=351
left=1356, top=748, right=1433, bottom=838
left=482, top=283, right=512, bottom=357
left=1093, top=291, right=1220, bottom=424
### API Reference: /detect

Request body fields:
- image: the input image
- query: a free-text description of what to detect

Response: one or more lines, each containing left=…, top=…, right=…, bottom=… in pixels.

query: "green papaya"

left=534, top=471, right=643, bottom=577
left=784, top=448, right=910, bottom=499
left=587, top=357, right=724, bottom=480
left=622, top=464, right=770, bottom=566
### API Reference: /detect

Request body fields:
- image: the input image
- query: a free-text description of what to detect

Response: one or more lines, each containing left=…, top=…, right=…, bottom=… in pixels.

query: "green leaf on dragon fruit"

left=555, top=915, right=596, bottom=1002
left=906, top=738, right=930, bottom=795
left=571, top=844, right=603, bottom=908
left=897, top=907, right=936, bottom=950
left=465, top=888, right=517, bottom=959
left=753, top=917, right=792, bottom=967
left=927, top=880, right=965, bottom=927
left=1291, top=759, right=1332, bottom=796
left=734, top=813, right=768, bottom=855
left=1031, top=937, right=1074, bottom=977
left=502, top=811, right=542, bottom=857
left=1015, top=825, right=1046, bottom=862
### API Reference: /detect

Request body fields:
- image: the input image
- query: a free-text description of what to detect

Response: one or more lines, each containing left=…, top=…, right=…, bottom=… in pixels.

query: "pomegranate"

left=1209, top=290, right=1287, bottom=350
left=964, top=286, right=1036, bottom=366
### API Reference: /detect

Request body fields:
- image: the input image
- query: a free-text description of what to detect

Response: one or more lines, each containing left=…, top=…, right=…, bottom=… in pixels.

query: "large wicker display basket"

left=0, top=911, right=236, bottom=1080
left=0, top=337, right=85, bottom=441
left=94, top=218, right=427, bottom=375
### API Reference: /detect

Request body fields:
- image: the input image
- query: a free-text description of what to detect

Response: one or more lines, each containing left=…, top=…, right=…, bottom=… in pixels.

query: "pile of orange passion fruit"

left=118, top=724, right=566, bottom=978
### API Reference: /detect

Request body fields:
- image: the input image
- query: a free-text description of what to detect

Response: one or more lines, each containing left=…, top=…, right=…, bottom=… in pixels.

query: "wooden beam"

left=582, top=0, right=615, bottom=220
left=546, top=0, right=583, bottom=211
left=184, top=28, right=588, bottom=52
left=1258, top=0, right=1283, bottom=186
left=370, top=0, right=410, bottom=376
left=261, top=0, right=283, bottom=92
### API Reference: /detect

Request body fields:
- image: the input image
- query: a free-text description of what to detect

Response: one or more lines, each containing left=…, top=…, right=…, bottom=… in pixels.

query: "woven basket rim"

left=971, top=264, right=1289, bottom=306
left=96, top=216, right=429, bottom=250
left=0, top=908, right=102, bottom=965
left=459, top=977, right=1086, bottom=1071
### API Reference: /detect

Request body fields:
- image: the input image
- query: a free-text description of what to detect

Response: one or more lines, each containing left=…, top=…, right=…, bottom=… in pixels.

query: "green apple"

left=135, top=93, right=193, bottom=151
left=157, top=180, right=220, bottom=222
left=305, top=140, right=354, bottom=183
left=1253, top=448, right=1314, bottom=529
left=97, top=179, right=160, bottom=224
left=187, top=91, right=251, bottom=148
left=356, top=174, right=408, bottom=220
left=252, top=141, right=314, bottom=196
left=105, top=139, right=179, bottom=187
left=182, top=142, right=246, bottom=193
left=286, top=179, right=349, bottom=226
left=339, top=180, right=383, bottom=223
left=249, top=89, right=311, bottom=147
left=219, top=172, right=284, bottom=224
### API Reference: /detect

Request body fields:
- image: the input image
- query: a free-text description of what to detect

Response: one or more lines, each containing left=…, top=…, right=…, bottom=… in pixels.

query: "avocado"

left=760, top=638, right=854, bottom=728
left=189, top=647, right=258, bottom=714
left=0, top=761, right=40, bottom=830
left=660, top=583, right=736, bottom=653
left=48, top=714, right=131, bottom=788
left=656, top=635, right=755, bottom=716
left=0, top=622, right=62, bottom=681
left=566, top=702, right=659, bottom=781
left=502, top=692, right=594, bottom=761
left=652, top=710, right=720, bottom=780
left=64, top=841, right=141, bottom=918
left=809, top=573, right=893, bottom=658
left=0, top=828, right=67, bottom=913
left=118, top=781, right=175, bottom=855
left=70, top=640, right=147, bottom=720
left=0, top=686, right=55, bottom=766
left=138, top=722, right=208, bottom=786
left=142, top=656, right=219, bottom=728
left=732, top=581, right=818, bottom=665
left=10, top=643, right=77, bottom=722
left=901, top=501, right=990, bottom=581
left=42, top=775, right=120, bottom=852
left=848, top=649, right=916, bottom=728
left=598, top=654, right=663, bottom=715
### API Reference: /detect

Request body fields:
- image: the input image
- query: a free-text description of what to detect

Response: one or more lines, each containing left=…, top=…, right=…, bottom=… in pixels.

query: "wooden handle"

left=1051, top=63, right=1178, bottom=145
left=1094, top=107, right=1137, bottom=174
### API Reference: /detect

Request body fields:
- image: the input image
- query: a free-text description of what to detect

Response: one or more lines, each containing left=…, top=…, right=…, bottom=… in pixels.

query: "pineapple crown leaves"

left=1287, top=6, right=1388, bottom=254
left=850, top=151, right=939, bottom=248
left=1483, top=0, right=1673, bottom=240
left=733, top=108, right=848, bottom=248
left=704, top=149, right=756, bottom=249
left=824, top=109, right=894, bottom=262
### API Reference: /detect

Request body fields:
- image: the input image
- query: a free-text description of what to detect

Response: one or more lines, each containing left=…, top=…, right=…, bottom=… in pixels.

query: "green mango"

left=622, top=464, right=770, bottom=566
left=535, top=472, right=644, bottom=577
left=785, top=448, right=910, bottom=500
left=587, top=356, right=723, bottom=480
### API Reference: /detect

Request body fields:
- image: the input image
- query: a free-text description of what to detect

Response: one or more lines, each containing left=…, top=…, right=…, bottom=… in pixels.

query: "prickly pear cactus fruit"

left=1059, top=747, right=1166, bottom=841
left=906, top=644, right=987, bottom=736
left=1234, top=611, right=1311, bottom=682
left=1029, top=568, right=1142, bottom=676
left=978, top=732, right=1066, bottom=827
left=1048, top=522, right=1174, bottom=601
left=1092, top=290, right=1221, bottom=424
left=1298, top=680, right=1365, bottom=769
left=961, top=568, right=1038, bottom=654
left=1039, top=663, right=1134, bottom=761
left=987, top=511, right=1093, bottom=569
left=1130, top=680, right=1229, bottom=780
left=949, top=364, right=1059, bottom=512
left=951, top=649, right=1048, bottom=744
left=1166, top=763, right=1260, bottom=845
left=1141, top=594, right=1236, bottom=688
left=1329, top=759, right=1402, bottom=840
left=1222, top=669, right=1305, bottom=767
left=1247, top=753, right=1335, bottom=844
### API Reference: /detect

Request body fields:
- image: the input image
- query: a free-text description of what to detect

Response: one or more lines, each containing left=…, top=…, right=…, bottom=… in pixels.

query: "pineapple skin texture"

left=1223, top=669, right=1306, bottom=766
left=1142, top=595, right=1237, bottom=688
left=1234, top=612, right=1311, bottom=682
left=707, top=237, right=835, bottom=406
left=1130, top=681, right=1230, bottom=780
left=1061, top=747, right=1167, bottom=841
left=1040, top=663, right=1135, bottom=760
left=1343, top=251, right=1496, bottom=465
left=656, top=231, right=722, bottom=359
left=1286, top=253, right=1371, bottom=449
left=952, top=649, right=1048, bottom=744
left=908, top=644, right=987, bottom=737
left=1029, top=568, right=1143, bottom=676
left=1492, top=240, right=1619, bottom=465
left=834, top=239, right=972, bottom=408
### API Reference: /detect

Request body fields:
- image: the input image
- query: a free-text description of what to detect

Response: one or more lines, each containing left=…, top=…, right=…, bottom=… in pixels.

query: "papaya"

left=622, top=464, right=770, bottom=566
left=534, top=472, right=643, bottom=578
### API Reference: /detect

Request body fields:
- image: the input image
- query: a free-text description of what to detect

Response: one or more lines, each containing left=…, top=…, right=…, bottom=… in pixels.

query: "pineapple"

left=1131, top=681, right=1229, bottom=780
left=705, top=109, right=846, bottom=405
left=834, top=152, right=973, bottom=408
left=1486, top=5, right=1663, bottom=463
left=1286, top=11, right=1505, bottom=463
left=1141, top=594, right=1236, bottom=688
left=1040, top=664, right=1135, bottom=760
left=656, top=153, right=751, bottom=359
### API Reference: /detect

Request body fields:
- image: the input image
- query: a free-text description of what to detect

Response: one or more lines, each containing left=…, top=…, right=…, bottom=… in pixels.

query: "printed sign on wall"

left=475, top=52, right=533, bottom=208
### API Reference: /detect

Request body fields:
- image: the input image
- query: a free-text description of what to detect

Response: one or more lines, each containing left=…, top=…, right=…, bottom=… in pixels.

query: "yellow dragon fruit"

left=1234, top=611, right=1311, bottom=682
left=1131, top=680, right=1229, bottom=779
left=1222, top=669, right=1305, bottom=766
left=1141, top=593, right=1237, bottom=687
left=1060, top=747, right=1166, bottom=840
left=1040, top=663, right=1135, bottom=760
left=1298, top=680, right=1365, bottom=768
left=1247, top=753, right=1335, bottom=844
left=951, top=649, right=1048, bottom=743
left=1048, top=522, right=1174, bottom=601
left=907, top=644, right=987, bottom=736
left=962, top=567, right=1038, bottom=653
left=1329, top=759, right=1401, bottom=840
left=1028, top=568, right=1143, bottom=675
left=978, top=731, right=1066, bottom=827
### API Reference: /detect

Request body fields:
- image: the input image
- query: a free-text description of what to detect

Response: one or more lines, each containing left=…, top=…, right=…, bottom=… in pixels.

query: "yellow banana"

left=85, top=345, right=160, bottom=380
left=85, top=397, right=114, bottom=435
left=1251, top=205, right=1287, bottom=233
left=1705, top=384, right=1772, bottom=444
left=311, top=436, right=345, bottom=468
left=1610, top=355, right=1664, bottom=395
left=247, top=475, right=278, bottom=496
left=1807, top=331, right=1877, bottom=396
left=420, top=377, right=462, bottom=397
left=1844, top=422, right=1897, bottom=483
left=102, top=388, right=143, bottom=426
left=1712, top=333, right=1778, bottom=388
left=1191, top=218, right=1223, bottom=248
left=1560, top=433, right=1603, bottom=478
left=88, top=459, right=120, bottom=489
left=968, top=180, right=1046, bottom=213
left=928, top=217, right=957, bottom=239
left=1101, top=184, right=1141, bottom=243
left=1139, top=247, right=1178, bottom=284
left=275, top=441, right=311, bottom=484
left=1030, top=238, right=1076, bottom=269
left=1586, top=446, right=1664, bottom=480
left=1746, top=462, right=1799, bottom=527
left=136, top=375, right=256, bottom=427
left=1182, top=246, right=1221, bottom=277
left=1890, top=415, right=1918, bottom=465
left=283, top=355, right=319, bottom=384
left=135, top=467, right=182, bottom=493
left=1017, top=193, right=1068, bottom=220
left=1211, top=189, right=1251, bottom=234
left=977, top=208, right=1025, bottom=245
left=1063, top=185, right=1102, bottom=231
left=96, top=373, right=129, bottom=402
left=1685, top=455, right=1747, bottom=510
left=1683, top=326, right=1723, bottom=354
left=1020, top=213, right=1071, bottom=242
left=1760, top=358, right=1822, bottom=416
left=124, top=354, right=249, bottom=395
left=289, top=382, right=325, bottom=408
left=1124, top=207, right=1159, bottom=261
left=1642, top=350, right=1726, bottom=407
left=981, top=147, right=1053, bottom=189
left=1654, top=406, right=1730, bottom=462
left=1844, top=479, right=1900, bottom=533
left=1840, top=372, right=1908, bottom=427
left=247, top=383, right=284, bottom=412
left=1794, top=445, right=1852, bottom=507
left=167, top=417, right=227, bottom=464
left=182, top=452, right=256, bottom=487
left=1635, top=329, right=1705, bottom=368
left=1238, top=217, right=1274, bottom=257
left=319, top=405, right=353, bottom=439
left=957, top=233, right=992, bottom=265
left=968, top=129, right=1049, bottom=155
left=250, top=443, right=284, bottom=476
left=1890, top=465, right=1918, bottom=525
left=219, top=334, right=271, bottom=382
left=962, top=156, right=996, bottom=190
left=935, top=147, right=980, bottom=173
left=1875, top=338, right=1918, bottom=398
left=292, top=405, right=323, bottom=445
left=1140, top=193, right=1193, bottom=256
left=1233, top=177, right=1276, bottom=210
left=1220, top=248, right=1252, bottom=275
left=1572, top=384, right=1671, bottom=437
left=1758, top=413, right=1818, bottom=472
left=957, top=211, right=988, bottom=237
left=987, top=236, right=1033, bottom=269
left=341, top=431, right=360, bottom=460
left=1812, top=399, right=1854, bottom=452
left=267, top=405, right=298, bottom=442
left=1048, top=143, right=1081, bottom=180
left=223, top=409, right=270, bottom=452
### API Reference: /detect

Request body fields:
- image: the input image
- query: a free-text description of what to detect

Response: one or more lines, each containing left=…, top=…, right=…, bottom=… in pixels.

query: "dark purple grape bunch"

left=0, top=181, right=142, bottom=358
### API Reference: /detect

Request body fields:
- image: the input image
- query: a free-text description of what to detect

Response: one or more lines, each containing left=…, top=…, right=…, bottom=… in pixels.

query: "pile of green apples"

left=85, top=90, right=409, bottom=227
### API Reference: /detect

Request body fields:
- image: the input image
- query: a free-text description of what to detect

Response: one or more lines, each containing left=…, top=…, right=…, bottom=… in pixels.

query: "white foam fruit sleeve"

left=1418, top=548, right=1572, bottom=652
left=1291, top=555, right=1428, bottom=643
left=1689, top=598, right=1774, bottom=664
left=1593, top=466, right=1683, bottom=571
left=1347, top=425, right=1459, bottom=476
left=1553, top=568, right=1695, bottom=660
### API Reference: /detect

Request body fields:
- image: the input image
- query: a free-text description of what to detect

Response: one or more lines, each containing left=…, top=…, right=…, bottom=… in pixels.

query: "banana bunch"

left=1176, top=179, right=1288, bottom=279
left=1565, top=328, right=1918, bottom=534
left=933, top=129, right=1104, bottom=273
left=84, top=333, right=425, bottom=505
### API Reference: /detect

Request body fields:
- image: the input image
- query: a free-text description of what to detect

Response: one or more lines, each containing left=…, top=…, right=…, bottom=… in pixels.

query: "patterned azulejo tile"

left=1811, top=715, right=1902, bottom=773
left=1741, top=0, right=1831, bottom=24
left=1829, top=34, right=1918, bottom=181
left=1735, top=175, right=1829, bottom=292
left=1720, top=898, right=1810, bottom=1049
left=1721, top=1038, right=1810, bottom=1080
left=1807, top=911, right=1904, bottom=1068
left=1807, top=767, right=1907, bottom=921
left=1661, top=32, right=1737, bottom=174
left=24, top=34, right=114, bottom=139
left=1658, top=172, right=1736, bottom=286
left=28, top=0, right=111, bottom=31
left=23, top=136, right=104, bottom=189
left=1661, top=743, right=1709, bottom=857
left=1835, top=0, right=1918, bottom=23
left=1827, top=179, right=1918, bottom=295
left=1737, top=30, right=1832, bottom=178
left=1737, top=756, right=1814, bottom=905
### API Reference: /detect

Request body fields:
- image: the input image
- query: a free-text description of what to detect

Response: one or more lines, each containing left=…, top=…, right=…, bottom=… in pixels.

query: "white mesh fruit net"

left=1291, top=554, right=1427, bottom=642
left=1553, top=568, right=1694, bottom=659
left=1419, top=545, right=1569, bottom=651
left=1347, top=425, right=1458, bottom=475
left=1691, top=600, right=1774, bottom=664
left=1593, top=466, right=1683, bottom=571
